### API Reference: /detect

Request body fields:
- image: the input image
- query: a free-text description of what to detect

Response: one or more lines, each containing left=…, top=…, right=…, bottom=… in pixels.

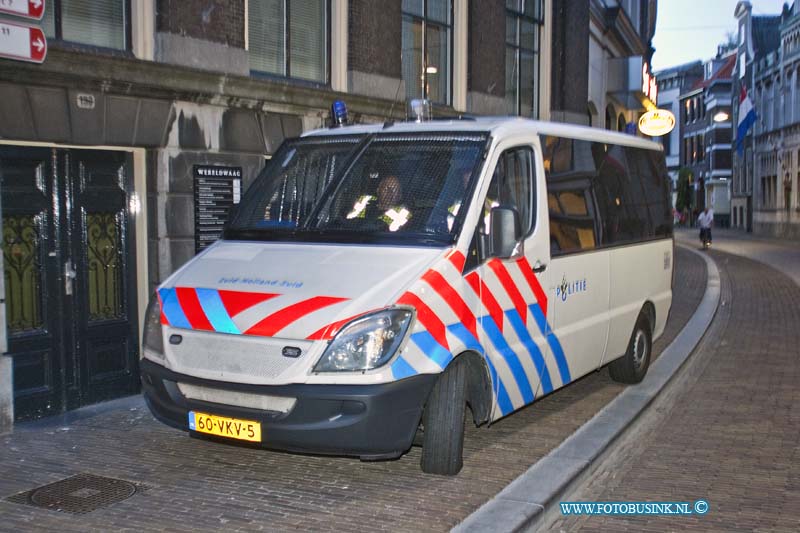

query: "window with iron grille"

left=505, top=0, right=543, bottom=117
left=41, top=0, right=130, bottom=51
left=248, top=0, right=329, bottom=83
left=402, top=0, right=452, bottom=105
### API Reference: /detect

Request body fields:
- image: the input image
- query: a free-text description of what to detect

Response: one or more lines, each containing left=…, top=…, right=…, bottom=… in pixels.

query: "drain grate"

left=6, top=473, right=138, bottom=514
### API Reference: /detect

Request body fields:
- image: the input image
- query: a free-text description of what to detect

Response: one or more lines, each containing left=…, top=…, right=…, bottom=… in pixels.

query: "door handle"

left=64, top=260, right=77, bottom=296
left=532, top=260, right=547, bottom=274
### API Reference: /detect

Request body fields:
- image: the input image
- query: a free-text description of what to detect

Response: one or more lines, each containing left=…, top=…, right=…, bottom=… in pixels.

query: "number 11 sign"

left=0, top=19, right=47, bottom=64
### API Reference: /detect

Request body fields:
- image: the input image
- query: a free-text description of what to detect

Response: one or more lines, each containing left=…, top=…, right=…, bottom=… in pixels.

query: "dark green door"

left=1, top=147, right=139, bottom=421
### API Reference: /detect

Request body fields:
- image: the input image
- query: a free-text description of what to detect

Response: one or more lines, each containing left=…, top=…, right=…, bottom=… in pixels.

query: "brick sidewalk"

left=0, top=249, right=706, bottom=532
left=551, top=250, right=800, bottom=532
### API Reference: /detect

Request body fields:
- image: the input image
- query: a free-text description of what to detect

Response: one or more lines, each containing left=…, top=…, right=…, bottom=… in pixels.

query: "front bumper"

left=140, top=358, right=437, bottom=459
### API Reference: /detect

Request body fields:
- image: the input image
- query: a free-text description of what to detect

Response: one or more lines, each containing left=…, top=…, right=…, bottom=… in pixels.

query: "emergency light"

left=331, top=100, right=348, bottom=127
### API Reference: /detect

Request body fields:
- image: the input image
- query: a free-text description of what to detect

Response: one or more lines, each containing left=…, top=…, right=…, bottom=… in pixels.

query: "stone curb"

left=454, top=245, right=721, bottom=533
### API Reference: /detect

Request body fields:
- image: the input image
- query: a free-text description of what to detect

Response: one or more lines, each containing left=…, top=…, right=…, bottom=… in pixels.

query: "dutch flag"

left=737, top=86, right=757, bottom=155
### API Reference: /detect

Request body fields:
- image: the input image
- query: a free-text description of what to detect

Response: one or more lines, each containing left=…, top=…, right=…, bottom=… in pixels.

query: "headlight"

left=142, top=294, right=165, bottom=362
left=313, top=309, right=413, bottom=372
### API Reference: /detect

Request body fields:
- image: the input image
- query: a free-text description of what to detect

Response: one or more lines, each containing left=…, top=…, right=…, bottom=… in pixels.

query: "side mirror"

left=490, top=206, right=522, bottom=258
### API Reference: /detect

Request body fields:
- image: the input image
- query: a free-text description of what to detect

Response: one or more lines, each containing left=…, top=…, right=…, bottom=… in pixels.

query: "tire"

left=609, top=314, right=652, bottom=384
left=420, top=360, right=467, bottom=475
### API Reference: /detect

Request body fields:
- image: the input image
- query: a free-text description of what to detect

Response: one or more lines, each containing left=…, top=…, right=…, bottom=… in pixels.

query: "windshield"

left=227, top=132, right=489, bottom=245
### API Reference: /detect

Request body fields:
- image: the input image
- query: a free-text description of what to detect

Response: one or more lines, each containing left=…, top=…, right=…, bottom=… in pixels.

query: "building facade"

left=678, top=52, right=736, bottom=226
left=732, top=1, right=800, bottom=238
left=0, top=1, right=560, bottom=428
left=550, top=0, right=658, bottom=131
left=654, top=61, right=704, bottom=204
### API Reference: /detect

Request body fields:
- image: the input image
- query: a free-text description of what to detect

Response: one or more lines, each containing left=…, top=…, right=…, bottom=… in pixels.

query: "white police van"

left=141, top=106, right=673, bottom=475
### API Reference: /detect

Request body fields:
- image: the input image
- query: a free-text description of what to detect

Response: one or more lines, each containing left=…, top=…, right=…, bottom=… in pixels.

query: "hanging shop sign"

left=638, top=109, right=675, bottom=136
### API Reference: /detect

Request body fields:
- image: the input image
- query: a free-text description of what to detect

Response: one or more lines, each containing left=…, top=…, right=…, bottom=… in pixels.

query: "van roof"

left=303, top=116, right=664, bottom=152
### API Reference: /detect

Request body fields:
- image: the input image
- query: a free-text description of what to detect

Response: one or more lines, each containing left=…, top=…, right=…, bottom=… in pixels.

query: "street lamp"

left=713, top=111, right=730, bottom=122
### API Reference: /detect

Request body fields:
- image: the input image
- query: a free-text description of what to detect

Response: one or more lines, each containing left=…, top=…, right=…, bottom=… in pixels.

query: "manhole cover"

left=6, top=473, right=138, bottom=514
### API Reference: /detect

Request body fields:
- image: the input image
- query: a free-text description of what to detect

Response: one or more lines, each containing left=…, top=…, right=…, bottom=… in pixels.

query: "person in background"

left=697, top=206, right=714, bottom=246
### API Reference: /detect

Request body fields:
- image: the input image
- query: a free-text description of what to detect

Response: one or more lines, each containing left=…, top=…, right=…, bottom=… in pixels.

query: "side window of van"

left=541, top=134, right=672, bottom=255
left=542, top=136, right=599, bottom=255
left=480, top=147, right=535, bottom=238
left=466, top=146, right=534, bottom=270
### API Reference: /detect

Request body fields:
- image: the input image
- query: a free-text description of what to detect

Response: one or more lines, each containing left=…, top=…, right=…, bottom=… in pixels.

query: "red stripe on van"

left=175, top=287, right=214, bottom=331
left=447, top=250, right=466, bottom=274
left=306, top=310, right=373, bottom=340
left=464, top=271, right=505, bottom=333
left=516, top=258, right=548, bottom=317
left=157, top=291, right=169, bottom=325
left=397, top=292, right=450, bottom=351
left=487, top=259, right=528, bottom=325
left=421, top=269, right=478, bottom=340
left=218, top=290, right=279, bottom=318
left=245, top=296, right=348, bottom=337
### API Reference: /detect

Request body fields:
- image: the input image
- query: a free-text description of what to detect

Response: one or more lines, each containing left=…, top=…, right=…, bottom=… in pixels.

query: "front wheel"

left=420, top=360, right=467, bottom=475
left=609, top=315, right=652, bottom=384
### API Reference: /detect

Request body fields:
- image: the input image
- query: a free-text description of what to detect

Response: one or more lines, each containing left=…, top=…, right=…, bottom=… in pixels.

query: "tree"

left=676, top=167, right=693, bottom=213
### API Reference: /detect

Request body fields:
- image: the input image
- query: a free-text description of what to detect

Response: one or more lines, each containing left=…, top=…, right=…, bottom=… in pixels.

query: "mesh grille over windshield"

left=229, top=136, right=363, bottom=231
left=228, top=132, right=488, bottom=245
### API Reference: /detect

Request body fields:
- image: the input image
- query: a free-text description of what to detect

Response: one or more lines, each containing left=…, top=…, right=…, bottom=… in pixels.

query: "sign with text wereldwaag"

left=0, top=19, right=46, bottom=64
left=638, top=109, right=675, bottom=137
left=0, top=0, right=45, bottom=21
left=194, top=165, right=243, bottom=253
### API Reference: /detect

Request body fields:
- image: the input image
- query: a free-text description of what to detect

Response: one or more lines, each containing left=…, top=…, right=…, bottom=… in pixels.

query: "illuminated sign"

left=642, top=63, right=658, bottom=104
left=638, top=109, right=675, bottom=136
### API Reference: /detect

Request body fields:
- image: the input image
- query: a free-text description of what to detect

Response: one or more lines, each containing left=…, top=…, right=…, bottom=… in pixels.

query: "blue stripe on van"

left=410, top=331, right=453, bottom=369
left=505, top=309, right=553, bottom=395
left=480, top=317, right=535, bottom=405
left=447, top=322, right=513, bottom=417
left=447, top=323, right=484, bottom=354
left=158, top=288, right=191, bottom=330
left=529, top=304, right=572, bottom=385
left=195, top=288, right=241, bottom=334
left=390, top=355, right=417, bottom=380
left=495, top=375, right=513, bottom=416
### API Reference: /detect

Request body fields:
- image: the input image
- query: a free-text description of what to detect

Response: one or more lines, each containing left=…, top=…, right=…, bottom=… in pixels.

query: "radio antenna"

left=386, top=78, right=404, bottom=123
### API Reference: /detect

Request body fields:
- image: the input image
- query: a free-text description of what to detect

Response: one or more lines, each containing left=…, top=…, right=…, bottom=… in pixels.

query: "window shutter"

left=288, top=0, right=326, bottom=82
left=249, top=0, right=285, bottom=75
left=61, top=0, right=126, bottom=50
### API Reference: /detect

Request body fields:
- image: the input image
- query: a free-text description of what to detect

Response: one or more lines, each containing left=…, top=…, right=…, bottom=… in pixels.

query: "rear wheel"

left=609, top=315, right=652, bottom=384
left=420, top=361, right=467, bottom=475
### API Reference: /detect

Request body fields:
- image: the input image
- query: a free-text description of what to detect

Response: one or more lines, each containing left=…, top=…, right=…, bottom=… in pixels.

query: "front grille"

left=165, top=327, right=311, bottom=383
left=177, top=382, right=297, bottom=413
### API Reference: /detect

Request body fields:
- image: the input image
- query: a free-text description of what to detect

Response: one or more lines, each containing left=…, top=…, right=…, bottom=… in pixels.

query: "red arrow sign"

left=0, top=0, right=45, bottom=21
left=0, top=20, right=47, bottom=64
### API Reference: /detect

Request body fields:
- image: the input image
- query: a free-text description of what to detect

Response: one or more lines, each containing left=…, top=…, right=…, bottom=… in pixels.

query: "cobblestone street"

left=0, top=249, right=705, bottom=532
left=552, top=245, right=800, bottom=531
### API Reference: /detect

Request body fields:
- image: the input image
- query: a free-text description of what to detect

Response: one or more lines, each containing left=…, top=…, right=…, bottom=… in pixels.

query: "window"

left=698, top=134, right=705, bottom=162
left=249, top=0, right=328, bottom=83
left=659, top=109, right=672, bottom=155
left=402, top=0, right=452, bottom=105
left=541, top=135, right=672, bottom=255
left=41, top=0, right=129, bottom=50
left=229, top=133, right=489, bottom=246
left=505, top=0, right=543, bottom=117
left=471, top=146, right=535, bottom=263
left=480, top=146, right=535, bottom=239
